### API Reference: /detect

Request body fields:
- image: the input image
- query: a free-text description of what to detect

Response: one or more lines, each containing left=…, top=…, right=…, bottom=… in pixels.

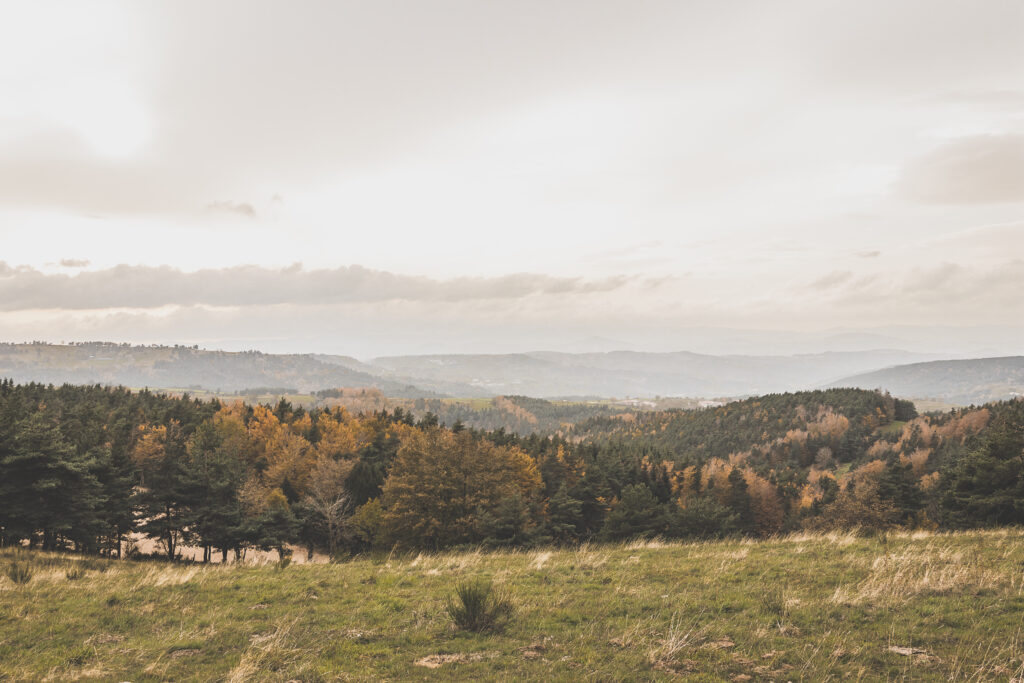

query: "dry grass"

left=1, top=529, right=1023, bottom=680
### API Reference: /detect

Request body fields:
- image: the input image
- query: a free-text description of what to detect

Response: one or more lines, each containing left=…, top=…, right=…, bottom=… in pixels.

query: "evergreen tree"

left=671, top=496, right=741, bottom=539
left=545, top=483, right=584, bottom=544
left=600, top=484, right=668, bottom=541
left=941, top=418, right=1024, bottom=528
left=877, top=459, right=923, bottom=525
left=0, top=410, right=102, bottom=550
left=133, top=423, right=192, bottom=559
left=725, top=468, right=754, bottom=532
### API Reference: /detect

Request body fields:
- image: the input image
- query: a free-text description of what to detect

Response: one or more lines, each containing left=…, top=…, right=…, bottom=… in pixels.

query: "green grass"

left=877, top=420, right=908, bottom=436
left=2, top=530, right=1023, bottom=681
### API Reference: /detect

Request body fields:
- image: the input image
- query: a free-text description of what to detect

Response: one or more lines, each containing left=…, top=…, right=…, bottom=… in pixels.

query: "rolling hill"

left=0, top=343, right=440, bottom=397
left=9, top=343, right=1020, bottom=402
left=830, top=356, right=1024, bottom=405
left=366, top=349, right=939, bottom=397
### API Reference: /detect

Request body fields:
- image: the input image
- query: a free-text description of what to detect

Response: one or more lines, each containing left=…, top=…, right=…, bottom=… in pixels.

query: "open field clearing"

left=2, top=529, right=1023, bottom=681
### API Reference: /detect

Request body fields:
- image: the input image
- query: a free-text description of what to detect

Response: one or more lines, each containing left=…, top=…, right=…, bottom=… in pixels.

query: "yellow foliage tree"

left=381, top=429, right=541, bottom=548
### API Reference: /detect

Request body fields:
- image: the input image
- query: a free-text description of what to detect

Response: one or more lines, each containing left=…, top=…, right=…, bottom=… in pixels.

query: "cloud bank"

left=0, top=263, right=633, bottom=311
left=898, top=135, right=1024, bottom=204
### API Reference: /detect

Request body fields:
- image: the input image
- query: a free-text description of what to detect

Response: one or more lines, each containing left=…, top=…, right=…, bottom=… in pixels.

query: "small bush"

left=65, top=565, right=86, bottom=581
left=6, top=561, right=33, bottom=585
left=276, top=555, right=292, bottom=570
left=445, top=578, right=513, bottom=633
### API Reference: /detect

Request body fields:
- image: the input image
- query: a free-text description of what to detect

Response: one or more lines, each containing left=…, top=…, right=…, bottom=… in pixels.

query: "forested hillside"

left=831, top=356, right=1024, bottom=404
left=315, top=391, right=635, bottom=435
left=2, top=342, right=960, bottom=400
left=0, top=343, right=439, bottom=397
left=1, top=381, right=1021, bottom=560
left=368, top=349, right=937, bottom=397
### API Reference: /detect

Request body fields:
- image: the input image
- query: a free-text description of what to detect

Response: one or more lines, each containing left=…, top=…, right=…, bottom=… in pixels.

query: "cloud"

left=0, top=263, right=634, bottom=311
left=59, top=258, right=90, bottom=268
left=810, top=261, right=1024, bottom=318
left=898, top=134, right=1024, bottom=204
left=207, top=201, right=256, bottom=218
left=856, top=250, right=880, bottom=259
left=932, top=90, right=1024, bottom=110
left=810, top=270, right=854, bottom=289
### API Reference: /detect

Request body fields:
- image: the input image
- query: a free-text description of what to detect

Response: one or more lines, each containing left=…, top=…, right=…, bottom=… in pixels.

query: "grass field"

left=2, top=529, right=1023, bottom=681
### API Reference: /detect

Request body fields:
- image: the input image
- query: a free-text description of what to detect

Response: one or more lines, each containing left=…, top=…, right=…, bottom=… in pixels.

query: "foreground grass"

left=2, top=529, right=1023, bottom=681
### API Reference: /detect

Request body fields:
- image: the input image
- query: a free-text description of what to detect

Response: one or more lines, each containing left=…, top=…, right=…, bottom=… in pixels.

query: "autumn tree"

left=301, top=456, right=356, bottom=556
left=132, top=422, right=192, bottom=559
left=381, top=429, right=542, bottom=549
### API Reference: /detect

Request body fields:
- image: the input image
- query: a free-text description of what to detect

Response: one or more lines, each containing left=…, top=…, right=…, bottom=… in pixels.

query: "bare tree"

left=304, top=457, right=355, bottom=556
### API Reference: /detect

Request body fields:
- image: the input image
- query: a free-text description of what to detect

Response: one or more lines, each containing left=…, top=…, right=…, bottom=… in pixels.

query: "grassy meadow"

left=2, top=529, right=1023, bottom=681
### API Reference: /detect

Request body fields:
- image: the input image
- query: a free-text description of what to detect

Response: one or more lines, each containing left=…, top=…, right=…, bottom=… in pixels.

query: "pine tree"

left=0, top=409, right=102, bottom=550
left=545, top=483, right=584, bottom=544
left=600, top=484, right=668, bottom=541
left=725, top=468, right=754, bottom=533
left=941, top=418, right=1024, bottom=528
left=877, top=459, right=923, bottom=525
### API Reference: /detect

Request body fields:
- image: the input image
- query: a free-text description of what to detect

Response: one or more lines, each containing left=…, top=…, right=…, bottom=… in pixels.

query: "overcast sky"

left=1, top=0, right=1021, bottom=357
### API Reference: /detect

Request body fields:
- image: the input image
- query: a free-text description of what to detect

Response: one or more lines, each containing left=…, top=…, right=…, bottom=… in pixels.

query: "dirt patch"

left=519, top=636, right=554, bottom=659
left=704, top=639, right=735, bottom=650
left=888, top=645, right=940, bottom=665
left=341, top=628, right=377, bottom=643
left=414, top=651, right=497, bottom=668
left=653, top=658, right=699, bottom=675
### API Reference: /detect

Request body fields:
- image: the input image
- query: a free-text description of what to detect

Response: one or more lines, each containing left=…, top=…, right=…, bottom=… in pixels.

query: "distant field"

left=157, top=389, right=321, bottom=409
left=913, top=398, right=967, bottom=414
left=2, top=529, right=1022, bottom=681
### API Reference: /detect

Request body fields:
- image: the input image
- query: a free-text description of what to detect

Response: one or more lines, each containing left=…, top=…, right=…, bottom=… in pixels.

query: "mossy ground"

left=1, top=529, right=1022, bottom=681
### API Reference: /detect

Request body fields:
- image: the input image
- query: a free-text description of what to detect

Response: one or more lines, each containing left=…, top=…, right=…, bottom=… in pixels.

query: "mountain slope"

left=830, top=356, right=1024, bottom=404
left=0, top=343, right=437, bottom=396
left=367, top=349, right=938, bottom=397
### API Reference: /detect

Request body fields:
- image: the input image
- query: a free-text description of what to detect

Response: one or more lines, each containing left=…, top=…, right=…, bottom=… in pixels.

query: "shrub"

left=6, top=561, right=33, bottom=585
left=65, top=565, right=86, bottom=581
left=445, top=578, right=513, bottom=633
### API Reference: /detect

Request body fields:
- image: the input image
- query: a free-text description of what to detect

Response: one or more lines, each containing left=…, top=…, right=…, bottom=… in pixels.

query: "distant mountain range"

left=363, top=349, right=940, bottom=398
left=0, top=343, right=434, bottom=397
left=829, top=356, right=1024, bottom=405
left=3, top=342, right=1020, bottom=403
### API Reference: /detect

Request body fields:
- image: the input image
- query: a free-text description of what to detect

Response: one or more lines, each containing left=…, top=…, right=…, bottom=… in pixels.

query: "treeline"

left=314, top=392, right=627, bottom=435
left=0, top=381, right=1021, bottom=560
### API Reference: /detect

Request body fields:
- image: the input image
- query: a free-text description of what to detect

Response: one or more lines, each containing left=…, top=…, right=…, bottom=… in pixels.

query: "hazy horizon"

left=1, top=1, right=1021, bottom=357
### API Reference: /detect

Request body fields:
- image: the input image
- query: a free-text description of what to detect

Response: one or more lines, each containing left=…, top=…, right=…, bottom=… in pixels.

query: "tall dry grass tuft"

left=831, top=546, right=1018, bottom=606
left=647, top=612, right=708, bottom=674
left=227, top=619, right=306, bottom=682
left=445, top=578, right=514, bottom=633
left=6, top=560, right=33, bottom=585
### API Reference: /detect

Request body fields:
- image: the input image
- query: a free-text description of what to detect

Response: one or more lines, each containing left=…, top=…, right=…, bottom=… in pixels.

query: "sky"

left=0, top=0, right=1022, bottom=357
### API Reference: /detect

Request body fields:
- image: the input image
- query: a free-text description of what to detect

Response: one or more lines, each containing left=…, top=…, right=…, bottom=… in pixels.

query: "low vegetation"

left=1, top=529, right=1022, bottom=680
left=5, top=559, right=32, bottom=585
left=445, top=578, right=514, bottom=633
